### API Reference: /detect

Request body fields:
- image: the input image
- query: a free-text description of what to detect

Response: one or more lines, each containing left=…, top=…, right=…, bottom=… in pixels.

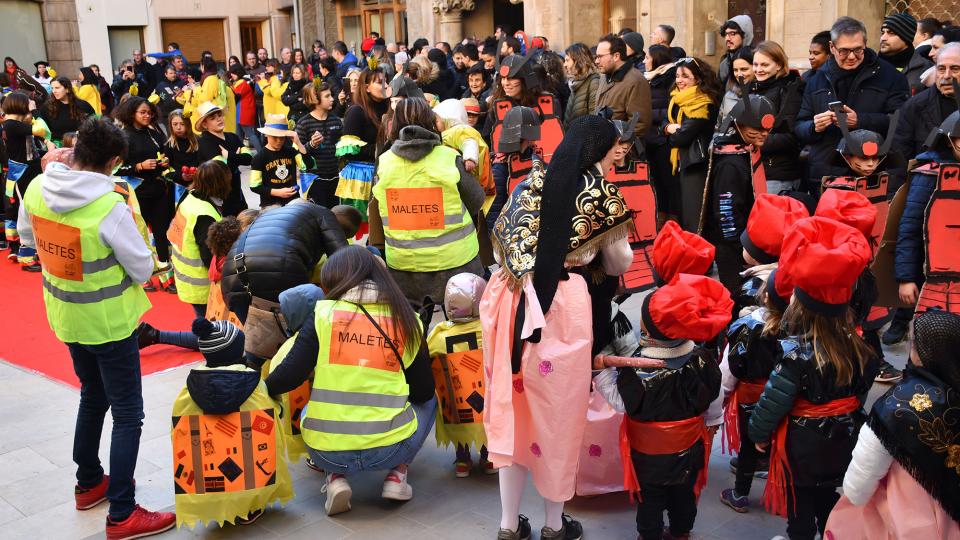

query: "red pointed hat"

left=815, top=189, right=877, bottom=241
left=642, top=274, right=734, bottom=342
left=652, top=220, right=716, bottom=286
left=741, top=194, right=811, bottom=264
left=779, top=216, right=872, bottom=316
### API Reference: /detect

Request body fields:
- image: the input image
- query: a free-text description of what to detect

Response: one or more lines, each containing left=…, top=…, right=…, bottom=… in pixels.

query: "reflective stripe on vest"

left=372, top=145, right=479, bottom=272
left=23, top=174, right=150, bottom=345
left=301, top=300, right=421, bottom=451
left=168, top=193, right=220, bottom=304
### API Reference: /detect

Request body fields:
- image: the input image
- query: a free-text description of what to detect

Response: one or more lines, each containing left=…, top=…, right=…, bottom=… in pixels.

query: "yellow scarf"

left=667, top=85, right=713, bottom=173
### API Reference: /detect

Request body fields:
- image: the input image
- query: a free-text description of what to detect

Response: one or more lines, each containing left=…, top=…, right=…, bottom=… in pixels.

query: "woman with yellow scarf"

left=662, top=57, right=722, bottom=232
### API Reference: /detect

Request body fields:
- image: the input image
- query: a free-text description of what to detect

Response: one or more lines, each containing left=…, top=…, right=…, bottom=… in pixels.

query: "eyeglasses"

left=595, top=52, right=612, bottom=59
left=834, top=47, right=865, bottom=59
left=723, top=31, right=742, bottom=38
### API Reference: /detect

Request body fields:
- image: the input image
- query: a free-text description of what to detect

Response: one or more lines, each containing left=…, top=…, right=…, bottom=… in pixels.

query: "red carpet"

left=0, top=258, right=201, bottom=388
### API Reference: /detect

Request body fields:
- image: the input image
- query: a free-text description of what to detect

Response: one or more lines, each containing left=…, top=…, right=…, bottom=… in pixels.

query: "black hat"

left=924, top=79, right=960, bottom=150
left=608, top=110, right=640, bottom=146
left=882, top=13, right=917, bottom=47
left=836, top=109, right=899, bottom=160
left=389, top=75, right=424, bottom=99
left=498, top=106, right=541, bottom=153
left=498, top=54, right=538, bottom=88
left=622, top=32, right=645, bottom=57
left=33, top=60, right=49, bottom=68
left=718, top=85, right=776, bottom=134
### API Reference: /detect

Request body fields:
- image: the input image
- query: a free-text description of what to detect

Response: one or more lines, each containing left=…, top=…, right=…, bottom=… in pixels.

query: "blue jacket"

left=337, top=52, right=361, bottom=79
left=794, top=49, right=909, bottom=186
left=894, top=150, right=957, bottom=283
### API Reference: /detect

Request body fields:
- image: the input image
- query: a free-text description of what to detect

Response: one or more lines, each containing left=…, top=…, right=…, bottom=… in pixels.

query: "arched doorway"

left=493, top=0, right=524, bottom=35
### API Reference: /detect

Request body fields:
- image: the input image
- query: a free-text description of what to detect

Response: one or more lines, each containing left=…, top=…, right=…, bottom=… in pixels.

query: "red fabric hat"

left=642, top=274, right=734, bottom=342
left=741, top=194, right=810, bottom=264
left=779, top=217, right=872, bottom=316
left=361, top=37, right=376, bottom=54
left=815, top=189, right=877, bottom=242
left=652, top=220, right=716, bottom=285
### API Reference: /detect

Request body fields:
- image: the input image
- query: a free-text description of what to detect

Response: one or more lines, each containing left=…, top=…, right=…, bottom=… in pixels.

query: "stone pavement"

left=0, top=293, right=908, bottom=540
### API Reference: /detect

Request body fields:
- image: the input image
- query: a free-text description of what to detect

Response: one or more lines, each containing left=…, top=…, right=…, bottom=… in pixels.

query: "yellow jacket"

left=74, top=84, right=102, bottom=116
left=191, top=75, right=236, bottom=133
left=257, top=77, right=289, bottom=119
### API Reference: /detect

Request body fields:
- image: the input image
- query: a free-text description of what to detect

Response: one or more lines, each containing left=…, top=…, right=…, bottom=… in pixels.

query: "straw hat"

left=257, top=114, right=295, bottom=137
left=193, top=102, right=223, bottom=132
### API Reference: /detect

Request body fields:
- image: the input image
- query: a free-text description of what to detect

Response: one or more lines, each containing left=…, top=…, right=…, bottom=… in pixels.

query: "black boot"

left=882, top=317, right=909, bottom=345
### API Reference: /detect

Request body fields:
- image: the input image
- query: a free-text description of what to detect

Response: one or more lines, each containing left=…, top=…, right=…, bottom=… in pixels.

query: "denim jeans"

left=156, top=303, right=205, bottom=350
left=240, top=125, right=263, bottom=153
left=67, top=332, right=144, bottom=520
left=307, top=396, right=438, bottom=476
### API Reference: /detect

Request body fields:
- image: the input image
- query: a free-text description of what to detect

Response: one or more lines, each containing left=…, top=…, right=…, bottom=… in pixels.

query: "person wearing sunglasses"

left=795, top=16, right=909, bottom=196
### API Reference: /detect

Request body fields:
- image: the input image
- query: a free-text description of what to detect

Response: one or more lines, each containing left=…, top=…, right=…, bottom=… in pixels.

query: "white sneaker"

left=322, top=473, right=352, bottom=515
left=381, top=469, right=413, bottom=501
left=770, top=536, right=788, bottom=540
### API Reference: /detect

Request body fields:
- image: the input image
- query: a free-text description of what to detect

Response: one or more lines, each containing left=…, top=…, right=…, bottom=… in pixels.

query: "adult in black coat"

left=794, top=18, right=909, bottom=193
left=643, top=45, right=678, bottom=217
left=750, top=59, right=805, bottom=191
left=221, top=201, right=348, bottom=322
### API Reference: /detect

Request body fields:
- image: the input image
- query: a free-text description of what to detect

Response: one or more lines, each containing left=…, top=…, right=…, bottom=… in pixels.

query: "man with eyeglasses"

left=718, top=15, right=754, bottom=88
left=595, top=33, right=652, bottom=143
left=795, top=16, right=909, bottom=194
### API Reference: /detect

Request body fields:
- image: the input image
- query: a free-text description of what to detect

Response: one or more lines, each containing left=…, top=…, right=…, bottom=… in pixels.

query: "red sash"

left=749, top=147, right=768, bottom=196
left=764, top=396, right=860, bottom=517
left=619, top=416, right=711, bottom=502
left=722, top=380, right=766, bottom=454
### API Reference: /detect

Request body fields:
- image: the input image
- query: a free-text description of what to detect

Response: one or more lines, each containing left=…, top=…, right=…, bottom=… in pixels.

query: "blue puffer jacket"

left=894, top=150, right=957, bottom=284
left=795, top=50, right=909, bottom=186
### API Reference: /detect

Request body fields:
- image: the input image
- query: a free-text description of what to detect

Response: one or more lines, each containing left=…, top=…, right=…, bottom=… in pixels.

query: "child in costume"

left=824, top=110, right=903, bottom=383
left=748, top=216, right=878, bottom=540
left=486, top=105, right=541, bottom=231
left=824, top=310, right=960, bottom=539
left=427, top=272, right=494, bottom=478
left=706, top=194, right=809, bottom=514
left=700, top=89, right=776, bottom=296
left=434, top=98, right=494, bottom=196
left=650, top=220, right=716, bottom=286
left=594, top=274, right=731, bottom=540
left=170, top=319, right=293, bottom=528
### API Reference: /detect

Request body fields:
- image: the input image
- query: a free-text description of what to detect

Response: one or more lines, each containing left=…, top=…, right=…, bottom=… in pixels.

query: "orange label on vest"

left=30, top=215, right=83, bottom=281
left=329, top=310, right=404, bottom=371
left=385, top=187, right=445, bottom=231
left=167, top=210, right=186, bottom=250
left=205, top=281, right=244, bottom=328
left=171, top=409, right=277, bottom=495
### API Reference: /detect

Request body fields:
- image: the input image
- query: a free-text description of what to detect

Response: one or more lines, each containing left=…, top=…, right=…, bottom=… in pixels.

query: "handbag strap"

left=356, top=303, right=407, bottom=375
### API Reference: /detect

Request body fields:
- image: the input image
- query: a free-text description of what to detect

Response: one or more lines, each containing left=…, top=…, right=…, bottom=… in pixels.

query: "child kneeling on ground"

left=171, top=319, right=294, bottom=528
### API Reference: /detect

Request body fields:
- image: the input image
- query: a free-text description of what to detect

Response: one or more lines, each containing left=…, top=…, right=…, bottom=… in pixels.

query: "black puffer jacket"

left=221, top=202, right=348, bottom=313
left=727, top=309, right=781, bottom=382
left=750, top=71, right=804, bottom=182
left=617, top=348, right=721, bottom=485
left=186, top=366, right=260, bottom=415
left=748, top=337, right=878, bottom=486
left=281, top=79, right=310, bottom=123
left=644, top=65, right=676, bottom=148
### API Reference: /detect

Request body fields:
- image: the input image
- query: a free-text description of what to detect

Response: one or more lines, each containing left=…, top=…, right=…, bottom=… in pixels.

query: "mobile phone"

left=342, top=77, right=351, bottom=87
left=126, top=66, right=134, bottom=73
left=827, top=101, right=844, bottom=113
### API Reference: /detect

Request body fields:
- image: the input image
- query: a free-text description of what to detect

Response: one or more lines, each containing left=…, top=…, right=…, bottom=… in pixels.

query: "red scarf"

left=764, top=396, right=860, bottom=516
left=619, top=416, right=712, bottom=502
left=722, top=380, right=766, bottom=454
left=750, top=146, right=767, bottom=195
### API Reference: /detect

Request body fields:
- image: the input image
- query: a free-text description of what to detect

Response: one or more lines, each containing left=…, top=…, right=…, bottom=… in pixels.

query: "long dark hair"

left=674, top=57, right=723, bottom=104
left=321, top=245, right=422, bottom=351
left=353, top=68, right=387, bottom=129
left=782, top=301, right=873, bottom=387
left=46, top=76, right=87, bottom=123
left=112, top=95, right=160, bottom=130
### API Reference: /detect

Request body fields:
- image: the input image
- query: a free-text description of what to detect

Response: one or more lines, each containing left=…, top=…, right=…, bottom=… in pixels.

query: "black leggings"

left=636, top=472, right=699, bottom=540
left=787, top=485, right=840, bottom=540
left=138, top=194, right=174, bottom=263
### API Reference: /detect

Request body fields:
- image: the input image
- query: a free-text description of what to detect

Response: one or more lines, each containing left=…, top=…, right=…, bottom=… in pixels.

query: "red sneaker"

left=75, top=475, right=109, bottom=510
left=105, top=505, right=176, bottom=540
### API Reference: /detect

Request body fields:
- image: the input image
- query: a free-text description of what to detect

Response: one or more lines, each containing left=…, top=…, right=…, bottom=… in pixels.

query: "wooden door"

left=727, top=0, right=766, bottom=44
left=161, top=19, right=226, bottom=63
left=240, top=21, right=262, bottom=55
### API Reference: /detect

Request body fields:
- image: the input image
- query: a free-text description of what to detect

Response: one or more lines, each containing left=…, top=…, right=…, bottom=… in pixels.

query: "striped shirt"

left=296, top=113, right=343, bottom=178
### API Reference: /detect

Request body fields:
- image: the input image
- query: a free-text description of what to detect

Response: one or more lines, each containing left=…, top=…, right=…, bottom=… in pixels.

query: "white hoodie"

left=18, top=162, right=154, bottom=284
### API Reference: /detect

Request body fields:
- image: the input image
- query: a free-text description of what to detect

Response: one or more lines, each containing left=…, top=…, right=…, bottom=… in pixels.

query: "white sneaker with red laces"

left=323, top=473, right=352, bottom=516
left=381, top=468, right=413, bottom=501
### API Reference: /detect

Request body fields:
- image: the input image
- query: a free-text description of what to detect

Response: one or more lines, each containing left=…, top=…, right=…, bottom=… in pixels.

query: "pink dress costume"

left=482, top=114, right=634, bottom=510
left=826, top=314, right=960, bottom=540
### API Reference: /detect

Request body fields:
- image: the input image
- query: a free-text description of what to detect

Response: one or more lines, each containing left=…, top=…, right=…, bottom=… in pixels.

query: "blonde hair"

left=408, top=55, right=438, bottom=85
left=753, top=41, right=790, bottom=78
left=781, top=301, right=873, bottom=387
left=166, top=109, right=198, bottom=152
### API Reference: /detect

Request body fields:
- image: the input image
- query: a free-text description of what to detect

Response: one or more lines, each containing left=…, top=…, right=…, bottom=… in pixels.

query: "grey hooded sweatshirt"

left=18, top=162, right=154, bottom=284
left=718, top=14, right=755, bottom=86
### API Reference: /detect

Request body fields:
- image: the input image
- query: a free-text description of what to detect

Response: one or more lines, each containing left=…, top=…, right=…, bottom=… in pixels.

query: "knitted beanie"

left=882, top=13, right=917, bottom=46
left=191, top=318, right=245, bottom=368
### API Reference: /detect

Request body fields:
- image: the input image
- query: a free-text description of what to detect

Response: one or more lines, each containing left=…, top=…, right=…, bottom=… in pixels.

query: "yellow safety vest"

left=23, top=176, right=150, bottom=345
left=168, top=193, right=220, bottom=304
left=171, top=366, right=294, bottom=528
left=301, top=300, right=421, bottom=451
left=373, top=144, right=479, bottom=272
left=427, top=318, right=487, bottom=450
left=442, top=124, right=493, bottom=193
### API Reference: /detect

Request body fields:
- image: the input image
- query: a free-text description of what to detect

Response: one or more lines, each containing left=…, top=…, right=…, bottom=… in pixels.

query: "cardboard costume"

left=498, top=106, right=542, bottom=194
left=489, top=54, right=563, bottom=163
left=917, top=163, right=960, bottom=316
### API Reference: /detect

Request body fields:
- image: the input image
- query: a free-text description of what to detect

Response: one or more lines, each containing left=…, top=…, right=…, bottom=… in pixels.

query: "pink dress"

left=824, top=463, right=960, bottom=540
left=481, top=270, right=592, bottom=502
